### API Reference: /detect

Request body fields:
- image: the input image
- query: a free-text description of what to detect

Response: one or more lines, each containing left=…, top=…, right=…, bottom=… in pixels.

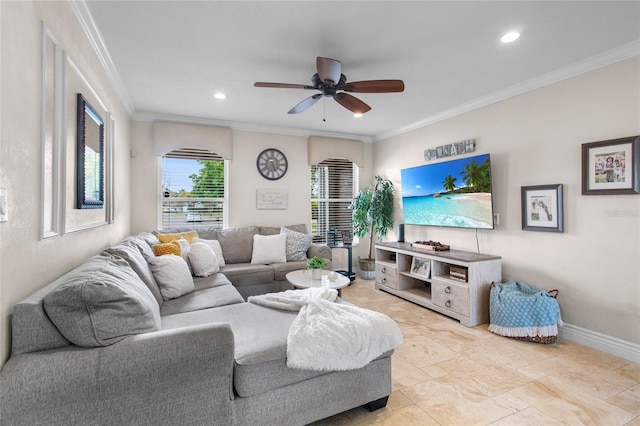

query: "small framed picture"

left=410, top=256, right=431, bottom=279
left=340, top=230, right=353, bottom=245
left=521, top=184, right=563, bottom=233
left=581, top=136, right=639, bottom=195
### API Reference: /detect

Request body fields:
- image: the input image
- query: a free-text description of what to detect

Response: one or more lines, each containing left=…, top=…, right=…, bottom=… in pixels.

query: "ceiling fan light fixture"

left=501, top=31, right=520, bottom=43
left=254, top=57, right=403, bottom=115
left=353, top=113, right=363, bottom=118
left=214, top=92, right=227, bottom=100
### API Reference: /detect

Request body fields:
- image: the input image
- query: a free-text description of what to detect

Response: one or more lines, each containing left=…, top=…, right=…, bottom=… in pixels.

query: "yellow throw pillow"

left=156, top=231, right=198, bottom=244
left=152, top=241, right=181, bottom=257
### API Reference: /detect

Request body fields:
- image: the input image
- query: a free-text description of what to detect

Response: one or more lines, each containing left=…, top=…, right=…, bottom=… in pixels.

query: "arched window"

left=311, top=158, right=359, bottom=243
left=161, top=148, right=227, bottom=230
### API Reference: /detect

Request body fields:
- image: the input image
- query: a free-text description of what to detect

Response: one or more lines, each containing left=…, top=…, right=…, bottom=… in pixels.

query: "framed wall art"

left=521, top=184, right=563, bottom=232
left=581, top=136, right=639, bottom=195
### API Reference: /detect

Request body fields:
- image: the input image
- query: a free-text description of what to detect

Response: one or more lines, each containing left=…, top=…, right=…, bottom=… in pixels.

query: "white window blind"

left=311, top=158, right=358, bottom=243
left=161, top=148, right=227, bottom=231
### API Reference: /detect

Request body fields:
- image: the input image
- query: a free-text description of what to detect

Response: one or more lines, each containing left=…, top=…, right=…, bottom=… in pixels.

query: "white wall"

left=228, top=131, right=312, bottom=228
left=0, top=1, right=132, bottom=366
left=130, top=124, right=375, bottom=269
left=374, top=58, right=640, bottom=346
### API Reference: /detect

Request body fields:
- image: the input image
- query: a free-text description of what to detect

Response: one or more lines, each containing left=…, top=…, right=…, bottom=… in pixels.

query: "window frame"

left=311, top=158, right=359, bottom=244
left=158, top=149, right=229, bottom=231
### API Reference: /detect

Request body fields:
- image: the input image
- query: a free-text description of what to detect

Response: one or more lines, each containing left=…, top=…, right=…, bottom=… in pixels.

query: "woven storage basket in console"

left=488, top=281, right=562, bottom=344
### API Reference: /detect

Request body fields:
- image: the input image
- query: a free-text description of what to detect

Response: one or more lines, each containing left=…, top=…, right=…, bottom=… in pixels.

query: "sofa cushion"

left=193, top=273, right=233, bottom=291
left=160, top=302, right=328, bottom=397
left=251, top=234, right=287, bottom=265
left=11, top=286, right=71, bottom=356
left=280, top=227, right=313, bottom=261
left=216, top=226, right=259, bottom=264
left=129, top=232, right=159, bottom=259
left=259, top=224, right=308, bottom=235
left=220, top=263, right=274, bottom=286
left=105, top=241, right=163, bottom=307
left=160, top=285, right=244, bottom=316
left=193, top=237, right=226, bottom=267
left=189, top=242, right=220, bottom=277
left=272, top=260, right=308, bottom=281
left=43, top=253, right=161, bottom=347
left=147, top=254, right=195, bottom=300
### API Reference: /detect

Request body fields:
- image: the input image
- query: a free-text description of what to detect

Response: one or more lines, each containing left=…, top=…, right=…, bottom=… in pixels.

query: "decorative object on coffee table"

left=349, top=175, right=394, bottom=279
left=307, top=256, right=327, bottom=279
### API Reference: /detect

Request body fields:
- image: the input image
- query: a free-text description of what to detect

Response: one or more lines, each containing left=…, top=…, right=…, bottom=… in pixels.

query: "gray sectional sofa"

left=157, top=225, right=333, bottom=300
left=0, top=226, right=392, bottom=425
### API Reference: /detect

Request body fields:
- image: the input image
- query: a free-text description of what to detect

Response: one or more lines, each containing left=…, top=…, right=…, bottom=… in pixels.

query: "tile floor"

left=313, top=278, right=640, bottom=426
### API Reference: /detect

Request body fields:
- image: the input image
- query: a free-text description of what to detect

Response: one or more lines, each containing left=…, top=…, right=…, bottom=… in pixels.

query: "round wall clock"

left=256, top=148, right=288, bottom=180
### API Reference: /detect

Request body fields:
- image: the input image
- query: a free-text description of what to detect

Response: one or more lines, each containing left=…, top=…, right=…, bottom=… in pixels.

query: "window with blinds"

left=311, top=158, right=359, bottom=244
left=161, top=148, right=227, bottom=231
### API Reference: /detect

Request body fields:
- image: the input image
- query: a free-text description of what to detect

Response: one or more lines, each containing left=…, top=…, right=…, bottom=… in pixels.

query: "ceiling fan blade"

left=254, top=82, right=313, bottom=89
left=288, top=94, right=323, bottom=114
left=340, top=80, right=405, bottom=93
left=316, top=57, right=342, bottom=84
left=334, top=93, right=371, bottom=114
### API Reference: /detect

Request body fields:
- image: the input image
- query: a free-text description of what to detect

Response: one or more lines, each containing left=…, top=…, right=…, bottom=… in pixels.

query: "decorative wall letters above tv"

left=424, top=139, right=475, bottom=161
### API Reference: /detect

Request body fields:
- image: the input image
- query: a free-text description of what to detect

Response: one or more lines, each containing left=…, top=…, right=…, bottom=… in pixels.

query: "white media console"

left=374, top=242, right=502, bottom=327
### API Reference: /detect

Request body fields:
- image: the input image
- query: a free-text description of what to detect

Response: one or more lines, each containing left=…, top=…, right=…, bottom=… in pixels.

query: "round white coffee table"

left=286, top=270, right=350, bottom=296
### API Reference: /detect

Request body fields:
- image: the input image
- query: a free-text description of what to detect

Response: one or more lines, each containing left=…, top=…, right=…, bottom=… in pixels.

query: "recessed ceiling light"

left=353, top=113, right=363, bottom=118
left=214, top=92, right=226, bottom=100
left=501, top=32, right=520, bottom=43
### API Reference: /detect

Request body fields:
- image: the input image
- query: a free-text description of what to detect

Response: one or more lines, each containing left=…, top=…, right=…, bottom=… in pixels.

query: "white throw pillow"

left=189, top=242, right=220, bottom=277
left=251, top=233, right=287, bottom=265
left=176, top=237, right=193, bottom=274
left=147, top=254, right=194, bottom=300
left=193, top=237, right=226, bottom=267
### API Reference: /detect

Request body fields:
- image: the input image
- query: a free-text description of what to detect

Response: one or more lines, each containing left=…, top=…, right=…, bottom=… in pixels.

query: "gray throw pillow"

left=280, top=227, right=313, bottom=261
left=44, top=253, right=161, bottom=347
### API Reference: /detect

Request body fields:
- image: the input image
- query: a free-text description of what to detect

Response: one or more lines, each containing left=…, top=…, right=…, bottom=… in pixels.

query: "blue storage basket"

left=489, top=281, right=562, bottom=344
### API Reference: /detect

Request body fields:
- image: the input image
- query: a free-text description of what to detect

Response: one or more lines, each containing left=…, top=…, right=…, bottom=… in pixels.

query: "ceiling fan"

left=254, top=57, right=404, bottom=115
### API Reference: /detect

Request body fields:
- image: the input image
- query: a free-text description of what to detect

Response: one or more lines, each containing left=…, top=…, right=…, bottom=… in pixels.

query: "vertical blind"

left=311, top=158, right=358, bottom=243
left=161, top=148, right=226, bottom=231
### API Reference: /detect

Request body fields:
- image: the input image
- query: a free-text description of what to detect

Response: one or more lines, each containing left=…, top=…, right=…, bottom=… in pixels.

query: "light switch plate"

left=0, top=188, right=7, bottom=222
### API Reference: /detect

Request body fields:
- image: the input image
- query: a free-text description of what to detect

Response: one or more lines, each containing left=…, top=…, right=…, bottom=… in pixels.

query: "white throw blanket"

left=248, top=288, right=403, bottom=371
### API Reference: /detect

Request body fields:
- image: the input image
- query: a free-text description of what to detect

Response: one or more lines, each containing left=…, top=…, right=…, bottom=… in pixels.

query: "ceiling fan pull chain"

left=323, top=97, right=326, bottom=122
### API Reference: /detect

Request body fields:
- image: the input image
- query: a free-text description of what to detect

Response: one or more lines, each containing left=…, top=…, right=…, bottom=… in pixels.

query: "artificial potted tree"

left=349, top=175, right=395, bottom=279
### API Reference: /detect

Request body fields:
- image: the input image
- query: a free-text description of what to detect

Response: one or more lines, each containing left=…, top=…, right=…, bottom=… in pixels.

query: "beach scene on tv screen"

left=401, top=154, right=494, bottom=229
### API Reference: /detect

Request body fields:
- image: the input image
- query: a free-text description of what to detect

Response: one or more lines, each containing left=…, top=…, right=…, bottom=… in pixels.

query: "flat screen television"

left=401, top=153, right=495, bottom=229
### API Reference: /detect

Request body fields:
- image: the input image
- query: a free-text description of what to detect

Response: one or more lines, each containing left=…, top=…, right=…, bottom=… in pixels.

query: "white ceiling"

left=82, top=1, right=640, bottom=141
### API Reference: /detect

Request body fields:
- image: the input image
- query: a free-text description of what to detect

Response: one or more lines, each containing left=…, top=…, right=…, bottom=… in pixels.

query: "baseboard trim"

left=559, top=323, right=640, bottom=363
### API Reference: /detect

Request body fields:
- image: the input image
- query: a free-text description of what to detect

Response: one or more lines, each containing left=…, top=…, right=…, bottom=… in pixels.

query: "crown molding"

left=70, top=0, right=637, bottom=145
left=133, top=111, right=374, bottom=143
left=374, top=40, right=640, bottom=142
left=68, top=0, right=136, bottom=116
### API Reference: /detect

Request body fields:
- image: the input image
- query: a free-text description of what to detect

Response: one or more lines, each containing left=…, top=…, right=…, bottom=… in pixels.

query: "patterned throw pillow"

left=280, top=227, right=313, bottom=261
left=152, top=241, right=181, bottom=257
